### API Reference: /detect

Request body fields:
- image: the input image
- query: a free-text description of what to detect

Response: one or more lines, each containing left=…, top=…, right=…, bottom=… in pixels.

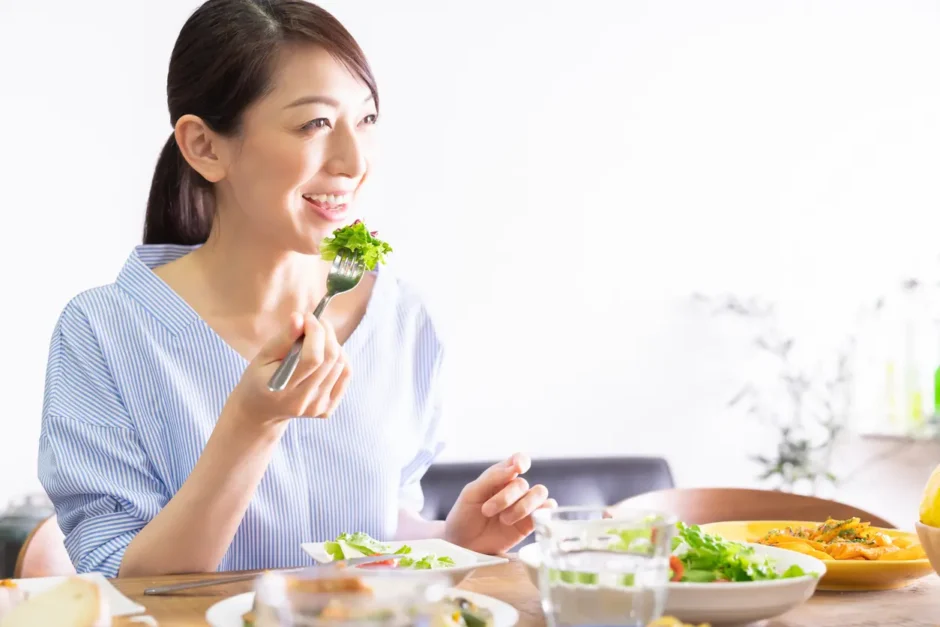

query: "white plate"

left=205, top=588, right=519, bottom=627
left=11, top=572, right=145, bottom=617
left=518, top=542, right=827, bottom=625
left=301, top=538, right=508, bottom=585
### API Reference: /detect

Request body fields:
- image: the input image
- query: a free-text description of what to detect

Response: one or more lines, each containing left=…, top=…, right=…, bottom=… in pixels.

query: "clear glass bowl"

left=250, top=568, right=453, bottom=627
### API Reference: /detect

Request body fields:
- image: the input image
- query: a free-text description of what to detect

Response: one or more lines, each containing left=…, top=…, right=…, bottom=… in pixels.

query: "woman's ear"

left=174, top=115, right=227, bottom=183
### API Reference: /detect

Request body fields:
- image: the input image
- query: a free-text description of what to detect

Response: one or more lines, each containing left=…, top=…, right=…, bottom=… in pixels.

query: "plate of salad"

left=518, top=522, right=826, bottom=625
left=301, top=533, right=509, bottom=585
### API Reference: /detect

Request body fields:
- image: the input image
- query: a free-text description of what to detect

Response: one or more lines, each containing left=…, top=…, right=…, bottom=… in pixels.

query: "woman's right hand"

left=226, top=312, right=352, bottom=427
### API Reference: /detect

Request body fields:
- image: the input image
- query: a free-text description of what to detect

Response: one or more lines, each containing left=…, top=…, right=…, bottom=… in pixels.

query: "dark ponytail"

left=143, top=134, right=213, bottom=245
left=141, top=0, right=379, bottom=246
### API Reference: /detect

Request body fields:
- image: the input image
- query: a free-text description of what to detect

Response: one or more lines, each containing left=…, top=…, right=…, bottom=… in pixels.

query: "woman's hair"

left=144, top=0, right=378, bottom=245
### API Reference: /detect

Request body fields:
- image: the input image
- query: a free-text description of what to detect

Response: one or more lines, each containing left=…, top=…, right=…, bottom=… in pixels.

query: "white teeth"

left=304, top=193, right=350, bottom=205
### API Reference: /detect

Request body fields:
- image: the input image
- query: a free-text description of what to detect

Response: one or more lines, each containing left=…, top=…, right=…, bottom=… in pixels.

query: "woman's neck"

left=188, top=229, right=330, bottom=319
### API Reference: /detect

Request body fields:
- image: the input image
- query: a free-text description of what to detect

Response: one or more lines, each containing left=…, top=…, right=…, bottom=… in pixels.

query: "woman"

left=37, top=0, right=554, bottom=577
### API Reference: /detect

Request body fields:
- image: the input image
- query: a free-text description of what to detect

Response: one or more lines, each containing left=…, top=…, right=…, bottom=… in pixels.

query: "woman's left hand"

left=443, top=453, right=557, bottom=555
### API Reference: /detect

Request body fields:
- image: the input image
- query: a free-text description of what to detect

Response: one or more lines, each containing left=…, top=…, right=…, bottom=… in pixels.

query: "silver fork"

left=267, top=254, right=365, bottom=392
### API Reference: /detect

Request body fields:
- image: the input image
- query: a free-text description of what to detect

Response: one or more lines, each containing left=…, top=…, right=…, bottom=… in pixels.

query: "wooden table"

left=111, top=559, right=940, bottom=627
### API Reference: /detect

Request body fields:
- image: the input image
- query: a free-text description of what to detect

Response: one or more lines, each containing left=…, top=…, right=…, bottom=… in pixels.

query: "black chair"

left=419, top=456, right=675, bottom=548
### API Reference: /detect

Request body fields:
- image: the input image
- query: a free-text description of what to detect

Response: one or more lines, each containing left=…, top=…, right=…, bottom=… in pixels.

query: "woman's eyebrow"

left=284, top=94, right=374, bottom=109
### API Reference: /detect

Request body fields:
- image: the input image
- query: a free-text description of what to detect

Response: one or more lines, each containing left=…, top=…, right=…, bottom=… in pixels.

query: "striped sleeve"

left=398, top=311, right=447, bottom=514
left=38, top=302, right=169, bottom=577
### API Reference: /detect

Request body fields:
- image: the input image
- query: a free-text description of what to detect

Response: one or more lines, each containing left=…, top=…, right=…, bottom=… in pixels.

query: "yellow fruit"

left=919, top=464, right=940, bottom=527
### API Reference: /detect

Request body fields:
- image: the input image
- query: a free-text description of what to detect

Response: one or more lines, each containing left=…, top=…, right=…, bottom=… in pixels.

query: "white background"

left=1, top=0, right=939, bottom=525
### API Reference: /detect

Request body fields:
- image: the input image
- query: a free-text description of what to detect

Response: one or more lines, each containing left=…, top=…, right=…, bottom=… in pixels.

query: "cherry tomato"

left=358, top=558, right=397, bottom=568
left=669, top=555, right=684, bottom=582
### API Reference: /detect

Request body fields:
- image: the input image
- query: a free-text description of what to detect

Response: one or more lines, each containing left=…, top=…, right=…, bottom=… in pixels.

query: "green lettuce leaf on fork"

left=319, top=220, right=392, bottom=271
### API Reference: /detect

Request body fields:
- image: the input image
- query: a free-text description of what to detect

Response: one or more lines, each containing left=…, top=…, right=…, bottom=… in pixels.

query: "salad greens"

left=398, top=554, right=456, bottom=570
left=547, top=522, right=817, bottom=587
left=325, top=532, right=397, bottom=559
left=319, top=220, right=392, bottom=271
left=324, top=532, right=455, bottom=570
left=671, top=522, right=813, bottom=583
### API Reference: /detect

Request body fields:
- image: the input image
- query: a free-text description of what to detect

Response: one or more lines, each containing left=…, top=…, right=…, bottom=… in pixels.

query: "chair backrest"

left=610, top=487, right=895, bottom=528
left=14, top=515, right=76, bottom=578
left=420, top=456, right=675, bottom=548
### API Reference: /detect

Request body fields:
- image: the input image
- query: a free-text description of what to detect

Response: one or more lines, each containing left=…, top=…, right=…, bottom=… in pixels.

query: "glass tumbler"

left=533, top=506, right=677, bottom=627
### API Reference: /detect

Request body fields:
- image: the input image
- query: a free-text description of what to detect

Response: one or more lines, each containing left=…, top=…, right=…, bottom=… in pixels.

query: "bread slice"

left=0, top=577, right=110, bottom=627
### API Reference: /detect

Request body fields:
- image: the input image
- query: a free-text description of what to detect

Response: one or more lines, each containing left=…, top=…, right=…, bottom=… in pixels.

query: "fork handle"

left=266, top=294, right=334, bottom=392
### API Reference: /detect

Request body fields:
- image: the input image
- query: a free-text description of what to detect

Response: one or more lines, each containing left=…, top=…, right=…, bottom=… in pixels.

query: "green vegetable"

left=460, top=610, right=488, bottom=627
left=398, top=554, right=455, bottom=569
left=672, top=522, right=815, bottom=583
left=560, top=570, right=598, bottom=584
left=546, top=522, right=817, bottom=588
left=326, top=533, right=454, bottom=570
left=329, top=532, right=393, bottom=557
left=547, top=569, right=634, bottom=586
left=324, top=540, right=345, bottom=561
left=609, top=527, right=654, bottom=554
left=320, top=220, right=392, bottom=271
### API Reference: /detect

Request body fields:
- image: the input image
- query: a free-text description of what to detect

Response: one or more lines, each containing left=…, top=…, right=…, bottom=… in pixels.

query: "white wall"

left=1, top=0, right=939, bottom=524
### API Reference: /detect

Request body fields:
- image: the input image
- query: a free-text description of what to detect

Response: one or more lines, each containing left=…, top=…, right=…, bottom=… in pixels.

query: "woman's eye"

left=362, top=114, right=378, bottom=125
left=302, top=118, right=332, bottom=131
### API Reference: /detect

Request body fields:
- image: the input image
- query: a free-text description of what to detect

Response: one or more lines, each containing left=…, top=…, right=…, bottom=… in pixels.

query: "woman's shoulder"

left=54, top=282, right=137, bottom=335
left=44, top=284, right=137, bottom=426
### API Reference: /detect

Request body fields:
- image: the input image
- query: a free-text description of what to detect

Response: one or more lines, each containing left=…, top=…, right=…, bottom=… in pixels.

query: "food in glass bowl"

left=244, top=569, right=489, bottom=627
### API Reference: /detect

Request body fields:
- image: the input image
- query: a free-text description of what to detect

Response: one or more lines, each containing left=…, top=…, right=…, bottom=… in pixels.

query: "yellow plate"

left=700, top=520, right=934, bottom=591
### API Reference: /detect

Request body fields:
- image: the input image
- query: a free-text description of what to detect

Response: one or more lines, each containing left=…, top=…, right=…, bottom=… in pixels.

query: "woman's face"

left=213, top=45, right=378, bottom=255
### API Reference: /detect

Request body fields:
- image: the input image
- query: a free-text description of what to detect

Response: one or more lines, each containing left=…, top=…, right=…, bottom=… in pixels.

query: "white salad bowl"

left=302, top=538, right=509, bottom=586
left=518, top=542, right=826, bottom=626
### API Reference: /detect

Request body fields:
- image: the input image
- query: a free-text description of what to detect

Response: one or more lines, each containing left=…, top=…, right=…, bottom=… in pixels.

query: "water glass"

left=533, top=506, right=677, bottom=627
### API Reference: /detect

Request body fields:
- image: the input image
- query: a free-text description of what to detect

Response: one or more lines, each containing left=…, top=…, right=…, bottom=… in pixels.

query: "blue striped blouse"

left=37, top=245, right=446, bottom=577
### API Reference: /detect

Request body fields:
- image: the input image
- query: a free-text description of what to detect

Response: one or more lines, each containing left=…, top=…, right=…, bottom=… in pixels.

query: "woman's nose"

left=326, top=124, right=367, bottom=179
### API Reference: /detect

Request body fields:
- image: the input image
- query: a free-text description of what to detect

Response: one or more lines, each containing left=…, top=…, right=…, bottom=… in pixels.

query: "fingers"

left=257, top=312, right=304, bottom=364
left=481, top=477, right=530, bottom=518
left=287, top=314, right=326, bottom=384
left=296, top=317, right=341, bottom=388
left=513, top=497, right=558, bottom=537
left=461, top=453, right=532, bottom=503
left=314, top=357, right=350, bottom=418
left=498, top=484, right=549, bottom=526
